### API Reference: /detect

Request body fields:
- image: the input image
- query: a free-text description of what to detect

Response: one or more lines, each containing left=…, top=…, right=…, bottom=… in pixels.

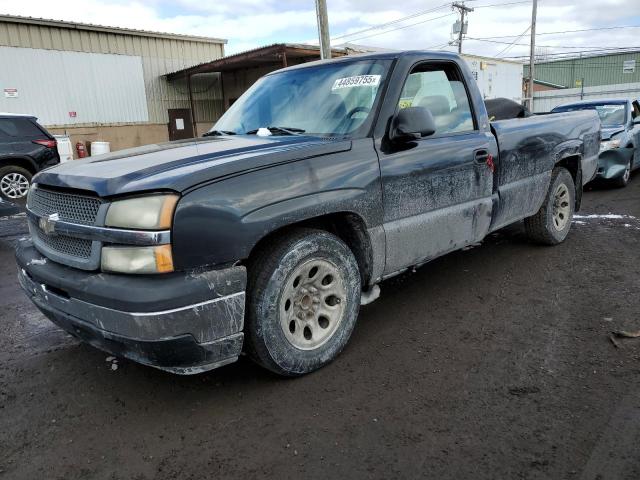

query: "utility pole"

left=527, top=0, right=538, bottom=111
left=315, top=0, right=331, bottom=60
left=452, top=2, right=473, bottom=54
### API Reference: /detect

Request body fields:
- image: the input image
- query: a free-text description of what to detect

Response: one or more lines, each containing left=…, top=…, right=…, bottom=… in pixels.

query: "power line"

left=472, top=25, right=640, bottom=40
left=466, top=37, right=640, bottom=50
left=473, top=0, right=530, bottom=7
left=495, top=25, right=530, bottom=57
left=501, top=48, right=640, bottom=60
left=332, top=0, right=533, bottom=43
left=331, top=2, right=451, bottom=41
left=343, top=12, right=456, bottom=43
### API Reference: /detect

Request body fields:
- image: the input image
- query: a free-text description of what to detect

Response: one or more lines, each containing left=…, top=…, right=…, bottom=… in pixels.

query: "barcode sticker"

left=331, top=75, right=381, bottom=90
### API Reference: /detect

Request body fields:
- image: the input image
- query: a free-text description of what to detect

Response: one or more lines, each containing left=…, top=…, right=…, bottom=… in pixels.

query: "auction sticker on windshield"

left=332, top=75, right=381, bottom=90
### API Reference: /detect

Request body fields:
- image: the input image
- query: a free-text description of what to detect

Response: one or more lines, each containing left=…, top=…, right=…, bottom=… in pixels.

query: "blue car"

left=552, top=99, right=640, bottom=187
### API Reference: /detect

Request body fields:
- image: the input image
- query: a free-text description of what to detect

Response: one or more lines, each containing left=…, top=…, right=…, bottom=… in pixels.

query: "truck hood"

left=35, top=135, right=352, bottom=197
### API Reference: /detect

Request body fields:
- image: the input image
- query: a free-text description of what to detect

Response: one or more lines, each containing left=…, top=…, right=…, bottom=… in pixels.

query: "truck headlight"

left=101, top=245, right=174, bottom=274
left=600, top=139, right=621, bottom=151
left=105, top=194, right=178, bottom=230
left=26, top=182, right=37, bottom=208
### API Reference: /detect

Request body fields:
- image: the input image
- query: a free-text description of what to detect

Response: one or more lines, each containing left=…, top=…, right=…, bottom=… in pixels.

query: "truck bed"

left=489, top=109, right=600, bottom=230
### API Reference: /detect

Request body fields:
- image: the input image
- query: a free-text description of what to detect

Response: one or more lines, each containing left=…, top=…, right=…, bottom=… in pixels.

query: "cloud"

left=0, top=0, right=638, bottom=58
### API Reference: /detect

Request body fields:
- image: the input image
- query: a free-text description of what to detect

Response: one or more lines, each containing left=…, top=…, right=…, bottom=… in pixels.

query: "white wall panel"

left=463, top=56, right=524, bottom=102
left=0, top=46, right=148, bottom=125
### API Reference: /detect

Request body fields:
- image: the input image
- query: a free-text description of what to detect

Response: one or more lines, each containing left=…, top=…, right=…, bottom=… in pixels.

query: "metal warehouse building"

left=0, top=15, right=226, bottom=152
left=525, top=50, right=640, bottom=112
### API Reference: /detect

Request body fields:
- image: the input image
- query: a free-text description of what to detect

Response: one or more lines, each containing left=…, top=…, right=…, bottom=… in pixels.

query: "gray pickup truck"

left=16, top=51, right=600, bottom=376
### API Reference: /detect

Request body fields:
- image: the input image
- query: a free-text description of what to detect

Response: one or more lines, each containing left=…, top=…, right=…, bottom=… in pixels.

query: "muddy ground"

left=1, top=178, right=639, bottom=480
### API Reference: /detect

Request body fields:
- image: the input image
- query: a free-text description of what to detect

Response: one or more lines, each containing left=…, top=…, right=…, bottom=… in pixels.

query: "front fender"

left=598, top=148, right=634, bottom=179
left=171, top=139, right=383, bottom=270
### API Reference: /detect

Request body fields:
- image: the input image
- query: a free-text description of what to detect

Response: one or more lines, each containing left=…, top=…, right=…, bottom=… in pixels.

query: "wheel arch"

left=555, top=152, right=583, bottom=211
left=0, top=156, right=37, bottom=174
left=246, top=211, right=375, bottom=288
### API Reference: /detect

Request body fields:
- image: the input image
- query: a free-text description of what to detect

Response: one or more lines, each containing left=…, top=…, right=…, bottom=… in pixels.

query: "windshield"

left=211, top=59, right=392, bottom=137
left=553, top=103, right=627, bottom=126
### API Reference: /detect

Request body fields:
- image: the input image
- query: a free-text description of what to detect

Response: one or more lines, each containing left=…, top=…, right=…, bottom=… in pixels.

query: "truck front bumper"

left=15, top=239, right=246, bottom=375
left=595, top=148, right=634, bottom=181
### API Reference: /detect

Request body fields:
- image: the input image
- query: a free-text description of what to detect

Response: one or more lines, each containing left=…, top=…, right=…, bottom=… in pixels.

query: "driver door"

left=377, top=61, right=496, bottom=274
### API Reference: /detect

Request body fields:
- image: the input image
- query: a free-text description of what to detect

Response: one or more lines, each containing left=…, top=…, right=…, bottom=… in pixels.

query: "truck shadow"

left=46, top=218, right=536, bottom=390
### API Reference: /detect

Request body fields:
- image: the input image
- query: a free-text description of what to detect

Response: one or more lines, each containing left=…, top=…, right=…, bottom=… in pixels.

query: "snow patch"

left=573, top=214, right=636, bottom=220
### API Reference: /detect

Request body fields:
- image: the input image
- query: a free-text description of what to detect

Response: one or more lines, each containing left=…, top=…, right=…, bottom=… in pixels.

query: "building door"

left=167, top=109, right=194, bottom=140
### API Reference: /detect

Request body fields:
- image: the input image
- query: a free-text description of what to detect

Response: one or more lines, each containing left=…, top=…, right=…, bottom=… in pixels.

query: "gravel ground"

left=0, top=178, right=639, bottom=480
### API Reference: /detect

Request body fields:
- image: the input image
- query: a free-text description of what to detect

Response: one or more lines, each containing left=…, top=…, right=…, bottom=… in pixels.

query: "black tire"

left=610, top=159, right=631, bottom=188
left=0, top=165, right=32, bottom=201
left=245, top=228, right=361, bottom=376
left=524, top=167, right=575, bottom=245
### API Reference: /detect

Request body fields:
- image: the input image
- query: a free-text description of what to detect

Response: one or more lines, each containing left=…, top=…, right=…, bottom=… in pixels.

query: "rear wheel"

left=524, top=167, right=575, bottom=245
left=0, top=166, right=32, bottom=200
left=245, top=228, right=361, bottom=376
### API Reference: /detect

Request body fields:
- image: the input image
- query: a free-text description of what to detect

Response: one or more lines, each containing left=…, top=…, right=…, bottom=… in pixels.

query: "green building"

left=525, top=50, right=640, bottom=89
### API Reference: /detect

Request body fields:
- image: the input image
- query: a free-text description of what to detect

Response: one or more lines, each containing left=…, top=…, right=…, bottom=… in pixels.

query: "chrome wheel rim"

left=552, top=182, right=571, bottom=231
left=279, top=258, right=347, bottom=350
left=623, top=163, right=631, bottom=183
left=0, top=172, right=30, bottom=199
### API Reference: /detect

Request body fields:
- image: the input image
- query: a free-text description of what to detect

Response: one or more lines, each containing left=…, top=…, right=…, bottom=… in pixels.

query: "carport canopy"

left=164, top=43, right=348, bottom=135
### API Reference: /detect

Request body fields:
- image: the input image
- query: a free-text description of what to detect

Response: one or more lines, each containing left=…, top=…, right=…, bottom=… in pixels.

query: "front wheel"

left=245, top=228, right=361, bottom=376
left=524, top=167, right=575, bottom=245
left=611, top=160, right=631, bottom=188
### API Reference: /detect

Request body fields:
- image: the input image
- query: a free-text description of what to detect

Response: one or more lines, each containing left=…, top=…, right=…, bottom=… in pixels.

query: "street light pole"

left=528, top=0, right=538, bottom=111
left=315, top=0, right=331, bottom=60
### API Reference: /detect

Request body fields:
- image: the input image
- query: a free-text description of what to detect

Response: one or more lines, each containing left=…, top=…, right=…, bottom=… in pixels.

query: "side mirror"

left=390, top=107, right=436, bottom=142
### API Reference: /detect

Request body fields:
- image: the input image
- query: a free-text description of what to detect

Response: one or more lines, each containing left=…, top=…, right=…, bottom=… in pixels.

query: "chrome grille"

left=33, top=227, right=93, bottom=259
left=30, top=187, right=102, bottom=225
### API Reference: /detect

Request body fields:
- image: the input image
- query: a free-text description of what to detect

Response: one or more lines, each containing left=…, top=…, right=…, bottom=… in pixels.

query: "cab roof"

left=269, top=50, right=462, bottom=75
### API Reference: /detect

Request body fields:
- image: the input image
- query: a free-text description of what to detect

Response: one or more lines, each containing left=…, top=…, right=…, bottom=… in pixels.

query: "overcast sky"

left=1, top=0, right=639, bottom=61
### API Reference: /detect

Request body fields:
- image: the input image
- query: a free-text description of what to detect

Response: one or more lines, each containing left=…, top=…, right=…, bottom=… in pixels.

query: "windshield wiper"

left=245, top=126, right=306, bottom=136
left=203, top=130, right=236, bottom=137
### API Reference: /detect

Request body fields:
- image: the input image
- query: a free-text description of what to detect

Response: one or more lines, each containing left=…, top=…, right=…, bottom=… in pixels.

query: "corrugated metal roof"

left=0, top=14, right=226, bottom=44
left=166, top=43, right=348, bottom=79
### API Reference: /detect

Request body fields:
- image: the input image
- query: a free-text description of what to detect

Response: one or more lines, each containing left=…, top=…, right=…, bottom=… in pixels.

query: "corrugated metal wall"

left=0, top=46, right=149, bottom=125
left=533, top=82, right=640, bottom=113
left=0, top=19, right=225, bottom=126
left=525, top=52, right=640, bottom=89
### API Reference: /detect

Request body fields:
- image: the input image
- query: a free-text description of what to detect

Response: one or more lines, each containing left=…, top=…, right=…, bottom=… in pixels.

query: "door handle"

left=474, top=149, right=489, bottom=164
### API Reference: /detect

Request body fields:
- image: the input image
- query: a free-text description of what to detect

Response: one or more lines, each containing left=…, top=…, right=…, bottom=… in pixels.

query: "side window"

left=398, top=63, right=475, bottom=135
left=0, top=118, right=44, bottom=138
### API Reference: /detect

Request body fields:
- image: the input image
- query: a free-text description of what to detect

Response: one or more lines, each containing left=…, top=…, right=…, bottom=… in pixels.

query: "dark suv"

left=0, top=114, right=60, bottom=201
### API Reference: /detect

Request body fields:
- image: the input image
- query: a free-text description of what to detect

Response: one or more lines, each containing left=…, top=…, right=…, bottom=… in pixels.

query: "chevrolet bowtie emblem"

left=39, top=213, right=60, bottom=235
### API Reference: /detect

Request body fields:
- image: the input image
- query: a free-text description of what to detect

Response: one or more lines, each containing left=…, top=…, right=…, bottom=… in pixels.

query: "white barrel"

left=90, top=141, right=111, bottom=156
left=53, top=135, right=73, bottom=163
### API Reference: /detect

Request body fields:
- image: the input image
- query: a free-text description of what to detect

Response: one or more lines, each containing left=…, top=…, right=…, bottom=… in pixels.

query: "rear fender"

left=0, top=155, right=38, bottom=173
